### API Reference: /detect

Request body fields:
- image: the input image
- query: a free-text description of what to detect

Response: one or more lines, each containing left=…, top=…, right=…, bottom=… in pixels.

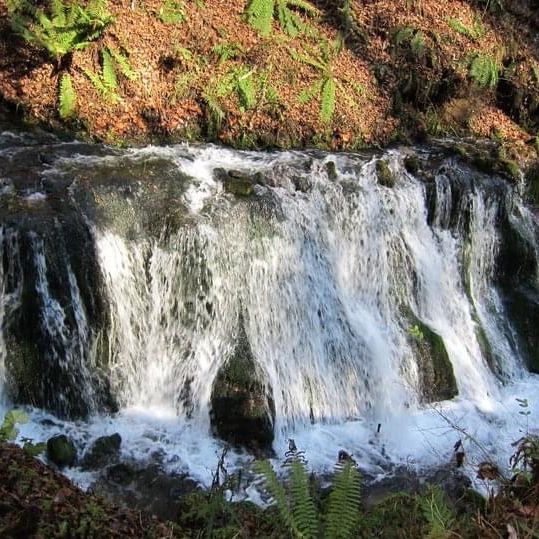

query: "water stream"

left=1, top=131, right=538, bottom=489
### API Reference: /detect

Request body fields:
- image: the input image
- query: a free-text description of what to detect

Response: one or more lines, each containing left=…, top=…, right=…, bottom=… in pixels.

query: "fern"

left=470, top=54, right=499, bottom=88
left=58, top=73, right=76, bottom=119
left=325, top=461, right=362, bottom=539
left=107, top=46, right=138, bottom=81
left=532, top=65, right=539, bottom=84
left=245, top=0, right=318, bottom=37
left=0, top=410, right=29, bottom=441
left=320, top=77, right=336, bottom=123
left=289, top=462, right=318, bottom=539
left=446, top=16, right=485, bottom=40
left=236, top=71, right=256, bottom=110
left=394, top=26, right=415, bottom=46
left=158, top=0, right=186, bottom=24
left=410, top=31, right=426, bottom=57
left=253, top=460, right=295, bottom=532
left=101, top=48, right=118, bottom=90
left=213, top=42, right=244, bottom=64
left=255, top=458, right=362, bottom=539
left=11, top=0, right=114, bottom=61
left=420, top=486, right=455, bottom=539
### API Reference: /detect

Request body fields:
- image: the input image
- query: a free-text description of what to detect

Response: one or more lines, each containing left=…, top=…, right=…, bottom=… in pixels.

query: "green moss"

left=500, top=159, right=520, bottom=181
left=404, top=154, right=420, bottom=175
left=376, top=159, right=396, bottom=187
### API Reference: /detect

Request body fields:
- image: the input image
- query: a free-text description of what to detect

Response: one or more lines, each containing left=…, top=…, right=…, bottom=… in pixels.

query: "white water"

left=1, top=142, right=539, bottom=491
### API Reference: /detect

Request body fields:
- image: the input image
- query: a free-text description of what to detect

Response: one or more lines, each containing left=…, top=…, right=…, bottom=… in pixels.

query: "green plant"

left=394, top=27, right=427, bottom=58
left=446, top=16, right=485, bottom=40
left=0, top=409, right=29, bottom=441
left=469, top=54, right=499, bottom=88
left=245, top=0, right=319, bottom=37
left=213, top=42, right=245, bottom=64
left=10, top=0, right=114, bottom=63
left=409, top=324, right=425, bottom=341
left=532, top=64, right=539, bottom=84
left=83, top=47, right=136, bottom=103
left=293, top=36, right=364, bottom=123
left=58, top=73, right=76, bottom=119
left=158, top=0, right=186, bottom=24
left=254, top=459, right=361, bottom=539
left=419, top=485, right=455, bottom=539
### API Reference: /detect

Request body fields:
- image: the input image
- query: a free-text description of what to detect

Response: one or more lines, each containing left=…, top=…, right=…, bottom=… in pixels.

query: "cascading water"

left=1, top=132, right=538, bottom=487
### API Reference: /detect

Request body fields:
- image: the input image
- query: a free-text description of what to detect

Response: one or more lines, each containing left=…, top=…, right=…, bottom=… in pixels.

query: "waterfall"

left=1, top=136, right=538, bottom=483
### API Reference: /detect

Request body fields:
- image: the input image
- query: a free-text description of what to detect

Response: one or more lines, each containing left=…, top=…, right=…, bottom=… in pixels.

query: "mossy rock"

left=525, top=161, right=539, bottom=207
left=47, top=434, right=77, bottom=468
left=325, top=160, right=338, bottom=180
left=210, top=317, right=274, bottom=455
left=376, top=159, right=396, bottom=187
left=408, top=318, right=458, bottom=402
left=81, top=433, right=122, bottom=470
left=404, top=154, right=420, bottom=175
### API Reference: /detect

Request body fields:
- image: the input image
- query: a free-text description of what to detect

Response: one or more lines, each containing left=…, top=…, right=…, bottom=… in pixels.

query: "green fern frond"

left=289, top=462, right=318, bottom=539
left=158, top=0, right=186, bottom=24
left=51, top=0, right=66, bottom=25
left=108, top=47, right=138, bottom=81
left=287, top=0, right=319, bottom=16
left=58, top=72, right=76, bottom=119
left=253, top=460, right=295, bottom=531
left=420, top=485, right=455, bottom=539
left=470, top=54, right=499, bottom=88
left=320, top=76, right=336, bottom=123
left=298, top=79, right=323, bottom=104
left=82, top=67, right=120, bottom=103
left=101, top=48, right=118, bottom=90
left=410, top=31, right=426, bottom=57
left=394, top=26, right=414, bottom=45
left=236, top=71, right=256, bottom=110
left=277, top=2, right=303, bottom=38
left=324, top=461, right=361, bottom=539
left=245, top=0, right=274, bottom=37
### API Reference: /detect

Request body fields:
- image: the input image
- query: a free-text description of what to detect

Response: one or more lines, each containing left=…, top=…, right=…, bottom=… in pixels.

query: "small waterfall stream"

left=1, top=131, right=538, bottom=486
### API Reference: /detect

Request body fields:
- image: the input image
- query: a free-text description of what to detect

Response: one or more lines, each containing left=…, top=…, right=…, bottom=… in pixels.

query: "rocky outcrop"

left=82, top=433, right=122, bottom=470
left=46, top=434, right=77, bottom=467
left=408, top=318, right=458, bottom=402
left=210, top=317, right=275, bottom=455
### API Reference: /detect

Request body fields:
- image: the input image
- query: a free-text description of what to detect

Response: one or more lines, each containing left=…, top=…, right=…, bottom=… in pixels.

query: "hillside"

left=0, top=0, right=538, bottom=153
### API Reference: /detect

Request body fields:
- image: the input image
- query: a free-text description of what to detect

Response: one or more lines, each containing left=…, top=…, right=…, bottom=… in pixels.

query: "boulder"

left=46, top=434, right=77, bottom=467
left=214, top=168, right=266, bottom=197
left=82, top=433, right=122, bottom=470
left=408, top=318, right=458, bottom=402
left=376, top=159, right=396, bottom=187
left=210, top=317, right=275, bottom=455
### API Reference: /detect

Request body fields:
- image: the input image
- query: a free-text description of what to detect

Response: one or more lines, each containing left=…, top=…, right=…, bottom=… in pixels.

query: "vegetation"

left=469, top=53, right=499, bottom=88
left=158, top=0, right=187, bottom=24
left=59, top=72, right=76, bottom=118
left=9, top=0, right=114, bottom=62
left=245, top=0, right=319, bottom=37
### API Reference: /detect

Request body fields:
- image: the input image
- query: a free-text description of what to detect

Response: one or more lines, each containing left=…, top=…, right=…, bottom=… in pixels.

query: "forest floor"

left=0, top=0, right=538, bottom=157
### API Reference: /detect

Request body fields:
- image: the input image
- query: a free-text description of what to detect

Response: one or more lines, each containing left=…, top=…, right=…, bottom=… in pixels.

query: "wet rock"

left=404, top=154, right=420, bottom=175
left=210, top=317, right=275, bottom=455
left=93, top=462, right=200, bottom=521
left=325, top=160, right=338, bottom=180
left=214, top=167, right=266, bottom=197
left=46, top=434, right=77, bottom=467
left=82, top=433, right=122, bottom=470
left=408, top=318, right=458, bottom=402
left=376, top=159, right=395, bottom=187
left=525, top=161, right=539, bottom=208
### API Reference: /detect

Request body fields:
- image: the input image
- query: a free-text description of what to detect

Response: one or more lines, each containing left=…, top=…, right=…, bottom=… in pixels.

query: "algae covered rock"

left=82, top=433, right=122, bottom=470
left=214, top=167, right=265, bottom=197
left=210, top=317, right=274, bottom=455
left=376, top=159, right=396, bottom=187
left=47, top=434, right=77, bottom=467
left=408, top=319, right=458, bottom=402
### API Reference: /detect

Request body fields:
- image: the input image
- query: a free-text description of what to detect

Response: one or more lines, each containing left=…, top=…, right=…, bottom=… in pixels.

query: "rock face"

left=408, top=318, right=458, bottom=402
left=46, top=434, right=77, bottom=468
left=210, top=317, right=275, bottom=455
left=214, top=168, right=265, bottom=197
left=82, top=433, right=122, bottom=470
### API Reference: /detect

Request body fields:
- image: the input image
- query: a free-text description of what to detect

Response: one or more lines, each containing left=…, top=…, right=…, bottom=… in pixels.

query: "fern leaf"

left=287, top=0, right=319, bottom=16
left=289, top=462, right=318, bottom=539
left=253, top=460, right=295, bottom=532
left=410, top=31, right=425, bottom=57
left=245, top=0, right=275, bottom=37
left=470, top=54, right=499, bottom=88
left=51, top=0, right=66, bottom=26
left=236, top=72, right=256, bottom=110
left=420, top=486, right=455, bottom=539
left=59, top=72, right=76, bottom=119
left=298, top=78, right=323, bottom=104
left=101, top=48, right=118, bottom=90
left=325, top=461, right=361, bottom=539
left=394, top=26, right=414, bottom=45
left=320, top=76, right=336, bottom=123
left=108, top=47, right=138, bottom=81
